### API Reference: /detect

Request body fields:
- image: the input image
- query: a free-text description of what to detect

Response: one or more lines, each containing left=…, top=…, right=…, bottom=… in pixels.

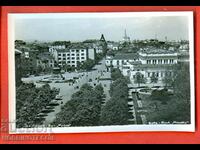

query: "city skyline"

left=14, top=13, right=190, bottom=42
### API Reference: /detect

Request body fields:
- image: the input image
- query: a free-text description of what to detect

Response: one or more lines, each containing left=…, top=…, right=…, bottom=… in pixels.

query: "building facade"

left=49, top=44, right=95, bottom=68
left=106, top=49, right=180, bottom=86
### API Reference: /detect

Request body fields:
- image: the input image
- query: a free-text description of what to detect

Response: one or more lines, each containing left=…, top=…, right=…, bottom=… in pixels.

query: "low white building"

left=106, top=53, right=139, bottom=70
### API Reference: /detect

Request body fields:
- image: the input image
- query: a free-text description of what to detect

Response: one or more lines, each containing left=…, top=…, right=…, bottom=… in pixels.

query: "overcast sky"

left=14, top=14, right=190, bottom=42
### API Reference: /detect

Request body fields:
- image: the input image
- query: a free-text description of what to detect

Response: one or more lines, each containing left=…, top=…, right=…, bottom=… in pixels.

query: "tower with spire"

left=99, top=34, right=107, bottom=55
left=100, top=34, right=106, bottom=43
left=123, top=29, right=130, bottom=43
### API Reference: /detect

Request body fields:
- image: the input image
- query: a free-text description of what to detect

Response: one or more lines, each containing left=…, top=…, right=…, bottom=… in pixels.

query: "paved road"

left=22, top=59, right=111, bottom=125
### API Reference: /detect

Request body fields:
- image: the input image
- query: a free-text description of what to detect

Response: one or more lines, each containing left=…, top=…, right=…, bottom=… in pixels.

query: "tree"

left=162, top=75, right=174, bottom=88
left=134, top=72, right=146, bottom=87
left=100, top=98, right=129, bottom=125
left=173, top=63, right=190, bottom=103
left=150, top=73, right=158, bottom=86
left=94, top=84, right=105, bottom=100
left=81, top=59, right=95, bottom=71
left=100, top=75, right=130, bottom=125
left=52, top=83, right=104, bottom=127
left=111, top=68, right=123, bottom=81
left=151, top=89, right=170, bottom=104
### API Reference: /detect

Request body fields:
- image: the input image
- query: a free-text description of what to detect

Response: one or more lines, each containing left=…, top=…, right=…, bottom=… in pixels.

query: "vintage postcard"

left=8, top=12, right=195, bottom=133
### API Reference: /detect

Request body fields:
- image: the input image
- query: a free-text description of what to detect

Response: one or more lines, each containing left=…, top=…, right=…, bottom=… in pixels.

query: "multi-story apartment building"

left=49, top=44, right=95, bottom=68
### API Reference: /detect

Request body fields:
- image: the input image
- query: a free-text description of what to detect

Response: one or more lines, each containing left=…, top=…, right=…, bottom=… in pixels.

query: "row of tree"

left=52, top=84, right=105, bottom=126
left=100, top=68, right=131, bottom=125
left=16, top=83, right=57, bottom=128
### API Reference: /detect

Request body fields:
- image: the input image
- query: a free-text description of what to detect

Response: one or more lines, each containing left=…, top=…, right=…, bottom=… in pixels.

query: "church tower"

left=100, top=34, right=106, bottom=43
left=99, top=34, right=107, bottom=55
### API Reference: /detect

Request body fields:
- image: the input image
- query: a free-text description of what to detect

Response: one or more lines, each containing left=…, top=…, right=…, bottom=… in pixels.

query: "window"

left=77, top=57, right=80, bottom=60
left=71, top=57, right=75, bottom=60
left=58, top=53, right=61, bottom=56
left=164, top=60, right=168, bottom=64
left=58, top=58, right=61, bottom=60
left=156, top=72, right=159, bottom=77
left=67, top=61, right=70, bottom=63
left=81, top=53, right=85, bottom=56
left=63, top=54, right=66, bottom=57
left=77, top=54, right=80, bottom=56
left=81, top=50, right=85, bottom=52
left=71, top=61, right=75, bottom=63
left=67, top=54, right=70, bottom=56
left=170, top=59, right=174, bottom=64
left=76, top=50, right=79, bottom=52
left=81, top=57, right=85, bottom=59
left=67, top=57, right=70, bottom=60
left=148, top=72, right=151, bottom=77
left=71, top=54, right=75, bottom=56
left=63, top=58, right=66, bottom=60
left=117, top=60, right=119, bottom=65
left=71, top=50, right=75, bottom=52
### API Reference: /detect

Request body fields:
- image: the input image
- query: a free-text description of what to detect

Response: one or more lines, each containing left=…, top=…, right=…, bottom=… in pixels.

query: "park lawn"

left=139, top=94, right=190, bottom=124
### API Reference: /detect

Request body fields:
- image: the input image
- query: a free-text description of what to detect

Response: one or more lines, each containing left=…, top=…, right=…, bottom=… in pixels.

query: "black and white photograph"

left=8, top=12, right=195, bottom=133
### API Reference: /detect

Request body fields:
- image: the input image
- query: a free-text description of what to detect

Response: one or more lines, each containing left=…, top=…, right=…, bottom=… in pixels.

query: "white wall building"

left=106, top=48, right=180, bottom=86
left=49, top=44, right=95, bottom=68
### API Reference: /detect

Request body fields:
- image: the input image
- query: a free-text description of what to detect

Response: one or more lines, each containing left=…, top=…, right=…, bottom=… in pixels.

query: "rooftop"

left=15, top=49, right=22, bottom=54
left=140, top=49, right=177, bottom=55
left=113, top=53, right=139, bottom=60
left=133, top=64, right=175, bottom=69
left=37, top=52, right=54, bottom=60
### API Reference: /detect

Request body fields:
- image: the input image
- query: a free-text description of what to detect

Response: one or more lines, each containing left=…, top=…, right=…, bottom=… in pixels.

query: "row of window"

left=147, top=72, right=173, bottom=78
left=58, top=57, right=85, bottom=60
left=59, top=60, right=85, bottom=64
left=58, top=53, right=85, bottom=57
left=70, top=49, right=85, bottom=52
left=132, top=71, right=173, bottom=79
left=146, top=59, right=175, bottom=64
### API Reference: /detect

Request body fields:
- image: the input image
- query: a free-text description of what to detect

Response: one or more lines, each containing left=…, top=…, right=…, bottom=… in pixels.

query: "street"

left=22, top=58, right=111, bottom=125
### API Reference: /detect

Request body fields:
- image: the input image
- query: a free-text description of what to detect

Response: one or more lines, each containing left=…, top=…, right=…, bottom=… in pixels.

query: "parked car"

left=55, top=94, right=63, bottom=100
